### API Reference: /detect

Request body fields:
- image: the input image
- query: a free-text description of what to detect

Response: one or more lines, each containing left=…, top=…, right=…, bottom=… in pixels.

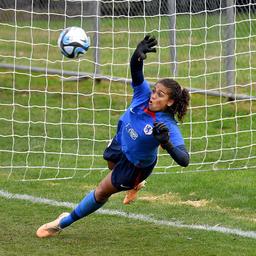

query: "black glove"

left=153, top=122, right=172, bottom=150
left=135, top=35, right=157, bottom=60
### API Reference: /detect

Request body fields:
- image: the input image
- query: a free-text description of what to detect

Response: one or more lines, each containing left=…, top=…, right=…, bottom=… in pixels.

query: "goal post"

left=0, top=0, right=255, bottom=180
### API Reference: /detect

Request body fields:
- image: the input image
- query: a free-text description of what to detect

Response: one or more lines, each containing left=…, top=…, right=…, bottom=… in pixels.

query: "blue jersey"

left=116, top=80, right=184, bottom=167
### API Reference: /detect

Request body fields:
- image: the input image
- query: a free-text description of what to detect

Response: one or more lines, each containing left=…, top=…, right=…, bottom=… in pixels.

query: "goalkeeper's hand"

left=135, top=35, right=157, bottom=60
left=153, top=122, right=172, bottom=149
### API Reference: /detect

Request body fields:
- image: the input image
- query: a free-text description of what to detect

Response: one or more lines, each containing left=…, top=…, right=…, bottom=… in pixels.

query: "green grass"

left=0, top=13, right=256, bottom=255
left=0, top=169, right=256, bottom=256
left=1, top=198, right=254, bottom=256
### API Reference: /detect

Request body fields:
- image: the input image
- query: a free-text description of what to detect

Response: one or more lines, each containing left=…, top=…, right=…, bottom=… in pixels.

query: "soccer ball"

left=57, top=27, right=90, bottom=58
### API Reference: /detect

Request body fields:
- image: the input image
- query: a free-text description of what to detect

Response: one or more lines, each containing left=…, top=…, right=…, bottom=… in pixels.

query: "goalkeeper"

left=36, top=35, right=190, bottom=238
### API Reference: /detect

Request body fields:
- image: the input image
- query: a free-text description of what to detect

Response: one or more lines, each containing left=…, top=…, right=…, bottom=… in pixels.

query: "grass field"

left=0, top=14, right=256, bottom=255
left=1, top=169, right=256, bottom=255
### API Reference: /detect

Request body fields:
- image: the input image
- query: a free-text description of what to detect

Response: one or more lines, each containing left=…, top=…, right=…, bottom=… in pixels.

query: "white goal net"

left=0, top=0, right=255, bottom=180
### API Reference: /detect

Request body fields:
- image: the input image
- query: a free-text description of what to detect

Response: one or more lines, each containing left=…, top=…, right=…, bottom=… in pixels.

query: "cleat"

left=36, top=212, right=69, bottom=238
left=123, top=180, right=146, bottom=204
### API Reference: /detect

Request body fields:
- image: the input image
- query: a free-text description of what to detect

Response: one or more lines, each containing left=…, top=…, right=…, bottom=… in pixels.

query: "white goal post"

left=0, top=0, right=255, bottom=180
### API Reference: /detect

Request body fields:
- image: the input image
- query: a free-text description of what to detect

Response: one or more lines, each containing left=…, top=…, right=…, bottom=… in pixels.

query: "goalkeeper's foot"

left=123, top=180, right=146, bottom=205
left=36, top=212, right=69, bottom=238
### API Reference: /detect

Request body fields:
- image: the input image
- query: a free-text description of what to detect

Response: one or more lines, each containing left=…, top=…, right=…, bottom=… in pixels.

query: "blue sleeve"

left=166, top=145, right=189, bottom=167
left=130, top=80, right=151, bottom=107
left=164, top=120, right=189, bottom=167
left=168, top=122, right=184, bottom=147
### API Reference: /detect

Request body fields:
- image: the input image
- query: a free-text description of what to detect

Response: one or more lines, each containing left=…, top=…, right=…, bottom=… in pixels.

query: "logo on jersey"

left=126, top=123, right=138, bottom=140
left=130, top=107, right=135, bottom=114
left=144, top=124, right=153, bottom=135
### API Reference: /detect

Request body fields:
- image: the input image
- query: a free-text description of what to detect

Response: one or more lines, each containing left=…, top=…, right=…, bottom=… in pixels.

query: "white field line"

left=1, top=189, right=256, bottom=239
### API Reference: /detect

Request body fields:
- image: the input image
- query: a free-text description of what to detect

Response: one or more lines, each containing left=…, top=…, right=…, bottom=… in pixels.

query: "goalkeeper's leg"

left=36, top=172, right=118, bottom=238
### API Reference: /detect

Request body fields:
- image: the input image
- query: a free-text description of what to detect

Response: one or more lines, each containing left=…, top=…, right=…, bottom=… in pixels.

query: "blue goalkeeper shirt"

left=116, top=79, right=185, bottom=168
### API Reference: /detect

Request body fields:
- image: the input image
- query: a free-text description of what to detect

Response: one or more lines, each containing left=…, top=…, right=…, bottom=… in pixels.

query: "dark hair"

left=158, top=78, right=190, bottom=122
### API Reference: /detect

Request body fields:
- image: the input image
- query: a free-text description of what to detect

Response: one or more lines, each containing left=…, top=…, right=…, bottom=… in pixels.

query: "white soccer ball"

left=57, top=27, right=90, bottom=58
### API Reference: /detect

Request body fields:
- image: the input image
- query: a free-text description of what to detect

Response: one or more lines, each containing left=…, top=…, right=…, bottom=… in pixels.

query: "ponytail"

left=175, top=88, right=190, bottom=122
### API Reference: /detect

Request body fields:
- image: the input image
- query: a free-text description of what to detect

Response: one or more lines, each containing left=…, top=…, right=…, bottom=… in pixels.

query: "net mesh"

left=0, top=0, right=255, bottom=180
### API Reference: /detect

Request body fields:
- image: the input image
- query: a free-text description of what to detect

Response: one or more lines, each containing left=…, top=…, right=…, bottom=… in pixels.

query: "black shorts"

left=103, top=137, right=156, bottom=191
left=103, top=136, right=123, bottom=164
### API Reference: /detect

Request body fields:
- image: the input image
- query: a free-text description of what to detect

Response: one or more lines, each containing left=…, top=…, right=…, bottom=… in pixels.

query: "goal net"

left=0, top=0, right=255, bottom=180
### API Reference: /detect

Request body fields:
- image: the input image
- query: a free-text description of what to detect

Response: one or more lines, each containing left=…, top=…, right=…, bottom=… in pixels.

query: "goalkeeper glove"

left=153, top=122, right=173, bottom=150
left=135, top=35, right=157, bottom=60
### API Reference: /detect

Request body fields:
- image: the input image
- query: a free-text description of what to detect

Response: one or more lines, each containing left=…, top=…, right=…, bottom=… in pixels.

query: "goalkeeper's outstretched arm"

left=130, top=35, right=157, bottom=86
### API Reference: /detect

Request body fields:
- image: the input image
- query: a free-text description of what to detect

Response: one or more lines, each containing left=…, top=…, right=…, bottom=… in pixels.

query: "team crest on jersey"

left=144, top=124, right=153, bottom=135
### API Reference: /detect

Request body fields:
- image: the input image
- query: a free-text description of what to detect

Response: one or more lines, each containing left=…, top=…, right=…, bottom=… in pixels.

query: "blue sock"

left=60, top=190, right=105, bottom=229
